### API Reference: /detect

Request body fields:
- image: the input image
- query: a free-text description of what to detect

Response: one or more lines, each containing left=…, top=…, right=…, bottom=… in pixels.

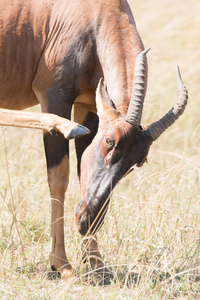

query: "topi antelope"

left=0, top=0, right=188, bottom=280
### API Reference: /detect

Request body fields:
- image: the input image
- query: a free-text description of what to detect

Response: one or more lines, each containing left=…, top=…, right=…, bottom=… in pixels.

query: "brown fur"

left=0, top=0, right=144, bottom=112
left=0, top=0, right=146, bottom=278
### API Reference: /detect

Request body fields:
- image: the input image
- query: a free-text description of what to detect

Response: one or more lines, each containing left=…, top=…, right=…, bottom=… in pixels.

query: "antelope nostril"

left=79, top=214, right=88, bottom=236
left=74, top=199, right=88, bottom=234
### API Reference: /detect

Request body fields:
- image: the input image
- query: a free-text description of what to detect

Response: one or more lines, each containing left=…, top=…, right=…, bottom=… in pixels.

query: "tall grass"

left=0, top=0, right=200, bottom=298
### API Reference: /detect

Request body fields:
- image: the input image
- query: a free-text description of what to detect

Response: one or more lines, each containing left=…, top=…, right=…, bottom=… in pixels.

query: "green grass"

left=0, top=0, right=200, bottom=298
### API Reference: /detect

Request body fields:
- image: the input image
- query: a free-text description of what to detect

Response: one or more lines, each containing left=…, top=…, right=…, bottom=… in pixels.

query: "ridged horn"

left=125, top=48, right=150, bottom=126
left=147, top=66, right=188, bottom=141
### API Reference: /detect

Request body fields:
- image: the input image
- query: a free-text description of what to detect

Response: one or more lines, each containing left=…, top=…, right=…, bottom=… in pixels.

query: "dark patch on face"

left=86, top=199, right=109, bottom=235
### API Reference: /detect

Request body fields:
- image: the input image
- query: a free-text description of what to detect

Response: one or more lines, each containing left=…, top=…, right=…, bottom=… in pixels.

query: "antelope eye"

left=105, top=137, right=115, bottom=147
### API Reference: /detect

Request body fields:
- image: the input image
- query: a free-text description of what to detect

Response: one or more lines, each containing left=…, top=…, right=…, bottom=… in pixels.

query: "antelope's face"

left=75, top=80, right=153, bottom=236
left=75, top=49, right=188, bottom=236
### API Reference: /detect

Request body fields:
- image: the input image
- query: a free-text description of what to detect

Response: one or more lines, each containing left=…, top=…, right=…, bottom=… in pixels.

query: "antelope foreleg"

left=0, top=108, right=89, bottom=139
left=44, top=131, right=73, bottom=280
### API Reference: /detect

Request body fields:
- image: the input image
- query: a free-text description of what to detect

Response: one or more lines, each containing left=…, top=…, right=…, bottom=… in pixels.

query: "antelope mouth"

left=75, top=197, right=109, bottom=236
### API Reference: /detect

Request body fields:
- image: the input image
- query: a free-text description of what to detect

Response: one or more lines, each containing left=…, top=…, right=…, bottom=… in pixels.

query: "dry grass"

left=0, top=0, right=200, bottom=298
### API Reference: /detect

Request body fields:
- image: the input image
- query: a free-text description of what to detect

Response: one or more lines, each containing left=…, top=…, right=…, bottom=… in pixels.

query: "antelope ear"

left=95, top=78, right=116, bottom=118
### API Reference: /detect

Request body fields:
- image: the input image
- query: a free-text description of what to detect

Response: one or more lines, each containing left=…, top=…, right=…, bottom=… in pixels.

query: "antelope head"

left=75, top=49, right=188, bottom=236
